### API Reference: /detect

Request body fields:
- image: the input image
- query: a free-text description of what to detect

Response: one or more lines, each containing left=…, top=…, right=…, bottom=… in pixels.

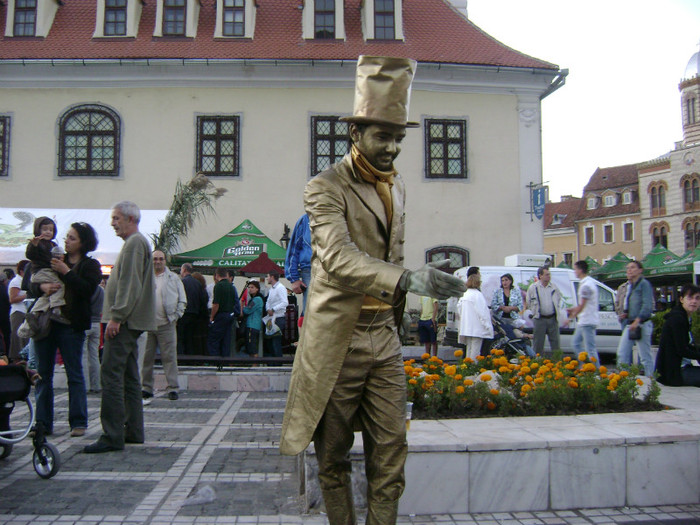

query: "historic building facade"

left=638, top=46, right=700, bottom=256
left=543, top=196, right=580, bottom=267
left=0, top=0, right=564, bottom=273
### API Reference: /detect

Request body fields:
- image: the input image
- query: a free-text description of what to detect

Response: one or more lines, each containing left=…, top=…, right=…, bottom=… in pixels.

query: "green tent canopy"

left=641, top=244, right=681, bottom=277
left=584, top=256, right=601, bottom=270
left=653, top=245, right=700, bottom=277
left=591, top=252, right=633, bottom=281
left=170, top=219, right=287, bottom=270
left=556, top=261, right=571, bottom=269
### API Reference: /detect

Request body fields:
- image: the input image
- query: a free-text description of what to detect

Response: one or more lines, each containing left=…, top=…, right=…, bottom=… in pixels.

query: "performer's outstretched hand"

left=401, top=260, right=467, bottom=300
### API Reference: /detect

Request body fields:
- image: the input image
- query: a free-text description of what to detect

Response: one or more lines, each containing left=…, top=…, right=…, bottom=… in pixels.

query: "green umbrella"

left=556, top=260, right=571, bottom=269
left=584, top=256, right=601, bottom=270
left=591, top=252, right=633, bottom=281
left=641, top=244, right=681, bottom=277
left=171, top=219, right=287, bottom=269
left=655, top=245, right=700, bottom=277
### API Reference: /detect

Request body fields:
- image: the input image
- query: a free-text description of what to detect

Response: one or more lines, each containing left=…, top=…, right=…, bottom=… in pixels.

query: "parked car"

left=445, top=266, right=621, bottom=355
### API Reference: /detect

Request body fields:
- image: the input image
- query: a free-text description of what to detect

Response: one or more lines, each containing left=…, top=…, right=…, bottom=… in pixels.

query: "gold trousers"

left=313, top=309, right=408, bottom=525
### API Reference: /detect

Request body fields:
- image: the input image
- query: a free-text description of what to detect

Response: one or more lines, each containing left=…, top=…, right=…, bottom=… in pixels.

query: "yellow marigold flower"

left=408, top=379, right=417, bottom=385
left=404, top=366, right=413, bottom=374
left=563, top=356, right=571, bottom=362
left=496, top=349, right=505, bottom=356
left=636, top=378, right=644, bottom=386
left=530, top=363, right=539, bottom=369
left=499, top=366, right=510, bottom=374
left=578, top=352, right=588, bottom=362
left=521, top=384, right=532, bottom=393
left=444, top=365, right=457, bottom=376
left=464, top=357, right=474, bottom=363
left=454, top=374, right=463, bottom=381
left=429, top=355, right=440, bottom=362
left=598, top=366, right=608, bottom=374
left=620, top=370, right=629, bottom=377
left=421, top=353, right=431, bottom=360
left=555, top=372, right=564, bottom=380
left=464, top=379, right=474, bottom=386
left=534, top=377, right=544, bottom=384
left=455, top=386, right=465, bottom=394
left=454, top=349, right=464, bottom=358
left=490, top=348, right=498, bottom=355
left=582, top=363, right=596, bottom=373
left=490, top=388, right=499, bottom=396
left=521, top=366, right=531, bottom=374
left=480, top=373, right=493, bottom=382
left=525, top=375, right=534, bottom=383
left=487, top=401, right=497, bottom=410
left=565, top=363, right=576, bottom=370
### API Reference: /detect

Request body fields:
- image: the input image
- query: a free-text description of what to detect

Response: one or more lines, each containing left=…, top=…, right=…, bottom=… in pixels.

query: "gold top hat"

left=341, top=56, right=419, bottom=128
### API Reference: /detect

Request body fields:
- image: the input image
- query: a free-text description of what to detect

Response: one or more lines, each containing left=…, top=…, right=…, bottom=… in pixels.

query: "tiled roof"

left=544, top=198, right=581, bottom=230
left=0, top=0, right=558, bottom=69
left=576, top=164, right=640, bottom=221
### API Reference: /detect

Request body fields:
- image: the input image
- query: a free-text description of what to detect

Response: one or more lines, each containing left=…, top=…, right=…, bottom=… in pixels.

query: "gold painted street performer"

left=280, top=56, right=467, bottom=525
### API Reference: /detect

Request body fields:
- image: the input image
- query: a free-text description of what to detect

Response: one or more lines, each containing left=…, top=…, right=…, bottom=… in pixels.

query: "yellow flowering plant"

left=404, top=349, right=661, bottom=418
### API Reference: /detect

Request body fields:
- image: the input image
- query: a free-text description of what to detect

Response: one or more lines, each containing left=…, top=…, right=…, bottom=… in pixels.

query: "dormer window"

left=94, top=0, right=142, bottom=38
left=5, top=0, right=59, bottom=37
left=374, top=0, right=394, bottom=39
left=14, top=0, right=36, bottom=36
left=222, top=0, right=245, bottom=37
left=105, top=0, right=127, bottom=36
left=622, top=191, right=632, bottom=205
left=154, top=0, right=200, bottom=38
left=302, top=0, right=344, bottom=40
left=360, top=0, right=403, bottom=41
left=551, top=214, right=565, bottom=226
left=163, top=0, right=186, bottom=36
left=587, top=197, right=597, bottom=210
left=603, top=194, right=616, bottom=207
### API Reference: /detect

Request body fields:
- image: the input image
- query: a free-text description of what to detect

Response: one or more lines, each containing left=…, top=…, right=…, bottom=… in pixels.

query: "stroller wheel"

left=0, top=443, right=12, bottom=460
left=33, top=442, right=60, bottom=479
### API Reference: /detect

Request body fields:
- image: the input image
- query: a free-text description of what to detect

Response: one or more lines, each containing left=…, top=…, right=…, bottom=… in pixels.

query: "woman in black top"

left=33, top=222, right=101, bottom=436
left=655, top=284, right=700, bottom=387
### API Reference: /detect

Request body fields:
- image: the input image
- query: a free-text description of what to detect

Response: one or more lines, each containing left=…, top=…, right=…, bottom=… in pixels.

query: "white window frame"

left=361, top=0, right=404, bottom=41
left=622, top=191, right=632, bottom=205
left=603, top=194, right=616, bottom=207
left=587, top=197, right=597, bottom=210
left=214, top=0, right=256, bottom=39
left=5, top=0, right=59, bottom=38
left=584, top=225, right=594, bottom=246
left=623, top=221, right=634, bottom=242
left=562, top=252, right=574, bottom=267
left=154, top=0, right=200, bottom=38
left=301, top=0, right=345, bottom=40
left=603, top=223, right=614, bottom=244
left=93, top=0, right=143, bottom=38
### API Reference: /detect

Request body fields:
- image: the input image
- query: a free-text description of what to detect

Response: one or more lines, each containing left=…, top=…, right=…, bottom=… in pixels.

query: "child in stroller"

left=486, top=313, right=536, bottom=358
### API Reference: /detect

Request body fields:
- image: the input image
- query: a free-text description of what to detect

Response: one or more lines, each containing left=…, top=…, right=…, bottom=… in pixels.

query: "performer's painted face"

left=351, top=124, right=406, bottom=171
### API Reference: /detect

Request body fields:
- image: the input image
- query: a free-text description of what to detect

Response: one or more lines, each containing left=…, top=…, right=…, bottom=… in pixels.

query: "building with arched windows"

left=638, top=45, right=700, bottom=255
left=0, top=0, right=565, bottom=276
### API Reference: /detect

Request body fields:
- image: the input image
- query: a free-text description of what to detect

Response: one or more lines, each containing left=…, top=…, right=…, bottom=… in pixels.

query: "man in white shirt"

left=8, top=260, right=29, bottom=360
left=265, top=271, right=288, bottom=357
left=567, top=260, right=600, bottom=364
left=141, top=250, right=186, bottom=402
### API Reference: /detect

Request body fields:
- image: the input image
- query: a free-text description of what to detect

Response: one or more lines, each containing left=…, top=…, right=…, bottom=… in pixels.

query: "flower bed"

left=405, top=350, right=662, bottom=418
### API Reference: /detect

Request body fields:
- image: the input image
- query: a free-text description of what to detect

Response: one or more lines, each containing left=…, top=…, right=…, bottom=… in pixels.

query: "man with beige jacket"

left=280, top=56, right=466, bottom=525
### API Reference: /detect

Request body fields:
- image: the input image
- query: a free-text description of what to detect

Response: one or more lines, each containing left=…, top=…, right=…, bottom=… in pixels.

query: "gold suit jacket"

left=280, top=154, right=407, bottom=456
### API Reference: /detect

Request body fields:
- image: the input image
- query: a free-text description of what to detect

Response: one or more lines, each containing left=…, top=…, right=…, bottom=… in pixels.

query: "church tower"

left=681, top=43, right=700, bottom=146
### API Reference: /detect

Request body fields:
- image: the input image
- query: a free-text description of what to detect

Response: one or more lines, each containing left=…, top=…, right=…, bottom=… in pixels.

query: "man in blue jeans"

left=616, top=260, right=655, bottom=376
left=285, top=214, right=312, bottom=316
left=566, top=260, right=600, bottom=365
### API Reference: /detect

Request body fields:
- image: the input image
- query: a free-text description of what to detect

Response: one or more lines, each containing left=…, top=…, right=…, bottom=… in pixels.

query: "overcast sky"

left=466, top=0, right=700, bottom=201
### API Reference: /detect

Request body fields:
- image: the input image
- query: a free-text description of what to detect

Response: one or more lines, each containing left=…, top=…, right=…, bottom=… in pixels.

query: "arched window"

left=693, top=180, right=699, bottom=203
left=658, top=186, right=666, bottom=209
left=650, top=187, right=658, bottom=211
left=685, top=180, right=692, bottom=205
left=650, top=221, right=670, bottom=248
left=58, top=104, right=120, bottom=177
left=425, top=246, right=469, bottom=275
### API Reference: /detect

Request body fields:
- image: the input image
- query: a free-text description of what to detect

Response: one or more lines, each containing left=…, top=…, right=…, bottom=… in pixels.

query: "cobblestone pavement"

left=2, top=389, right=700, bottom=525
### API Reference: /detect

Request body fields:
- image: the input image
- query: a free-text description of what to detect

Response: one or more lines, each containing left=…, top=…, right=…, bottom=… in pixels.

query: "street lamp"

left=280, top=223, right=290, bottom=249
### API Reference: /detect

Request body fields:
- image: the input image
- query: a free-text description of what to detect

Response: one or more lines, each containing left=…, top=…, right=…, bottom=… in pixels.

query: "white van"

left=445, top=266, right=621, bottom=355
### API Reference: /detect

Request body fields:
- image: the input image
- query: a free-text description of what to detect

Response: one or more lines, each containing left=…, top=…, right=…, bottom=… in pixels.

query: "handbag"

left=628, top=325, right=642, bottom=341
left=21, top=308, right=52, bottom=341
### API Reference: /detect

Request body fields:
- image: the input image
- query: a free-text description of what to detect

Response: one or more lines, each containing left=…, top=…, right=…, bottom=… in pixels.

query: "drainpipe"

left=540, top=68, right=569, bottom=100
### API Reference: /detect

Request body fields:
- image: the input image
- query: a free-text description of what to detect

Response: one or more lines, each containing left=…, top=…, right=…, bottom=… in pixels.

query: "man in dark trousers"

left=178, top=263, right=208, bottom=355
left=207, top=267, right=238, bottom=357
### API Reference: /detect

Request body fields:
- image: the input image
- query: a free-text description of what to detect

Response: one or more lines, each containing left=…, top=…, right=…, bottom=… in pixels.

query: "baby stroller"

left=0, top=364, right=61, bottom=479
left=486, top=314, right=535, bottom=358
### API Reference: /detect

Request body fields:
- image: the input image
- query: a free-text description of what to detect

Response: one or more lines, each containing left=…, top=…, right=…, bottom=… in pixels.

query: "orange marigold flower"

left=421, top=353, right=431, bottom=360
left=454, top=374, right=463, bottom=381
left=455, top=386, right=465, bottom=394
left=534, top=377, right=544, bottom=384
left=578, top=352, right=588, bottom=362
left=636, top=378, right=644, bottom=386
left=480, top=373, right=493, bottom=382
left=598, top=365, right=608, bottom=374
left=563, top=356, right=572, bottom=362
left=408, top=379, right=417, bottom=385
left=464, top=357, right=474, bottom=363
left=582, top=363, right=596, bottom=373
left=489, top=388, right=499, bottom=396
left=454, top=349, right=464, bottom=358
left=429, top=355, right=440, bottom=363
left=445, top=365, right=457, bottom=376
left=530, top=363, right=539, bottom=369
left=431, top=374, right=440, bottom=381
left=568, top=380, right=578, bottom=388
left=404, top=366, right=413, bottom=374
left=565, top=363, right=576, bottom=370
left=464, top=379, right=474, bottom=386
left=477, top=355, right=485, bottom=361
left=590, top=356, right=597, bottom=363
left=509, top=377, right=517, bottom=384
left=620, top=370, right=629, bottom=377
left=600, top=373, right=608, bottom=379
left=521, top=366, right=531, bottom=374
left=487, top=401, right=497, bottom=410
left=521, top=384, right=532, bottom=393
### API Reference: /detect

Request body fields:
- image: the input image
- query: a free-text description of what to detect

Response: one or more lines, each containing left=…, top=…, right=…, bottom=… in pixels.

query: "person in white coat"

left=458, top=274, right=494, bottom=360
